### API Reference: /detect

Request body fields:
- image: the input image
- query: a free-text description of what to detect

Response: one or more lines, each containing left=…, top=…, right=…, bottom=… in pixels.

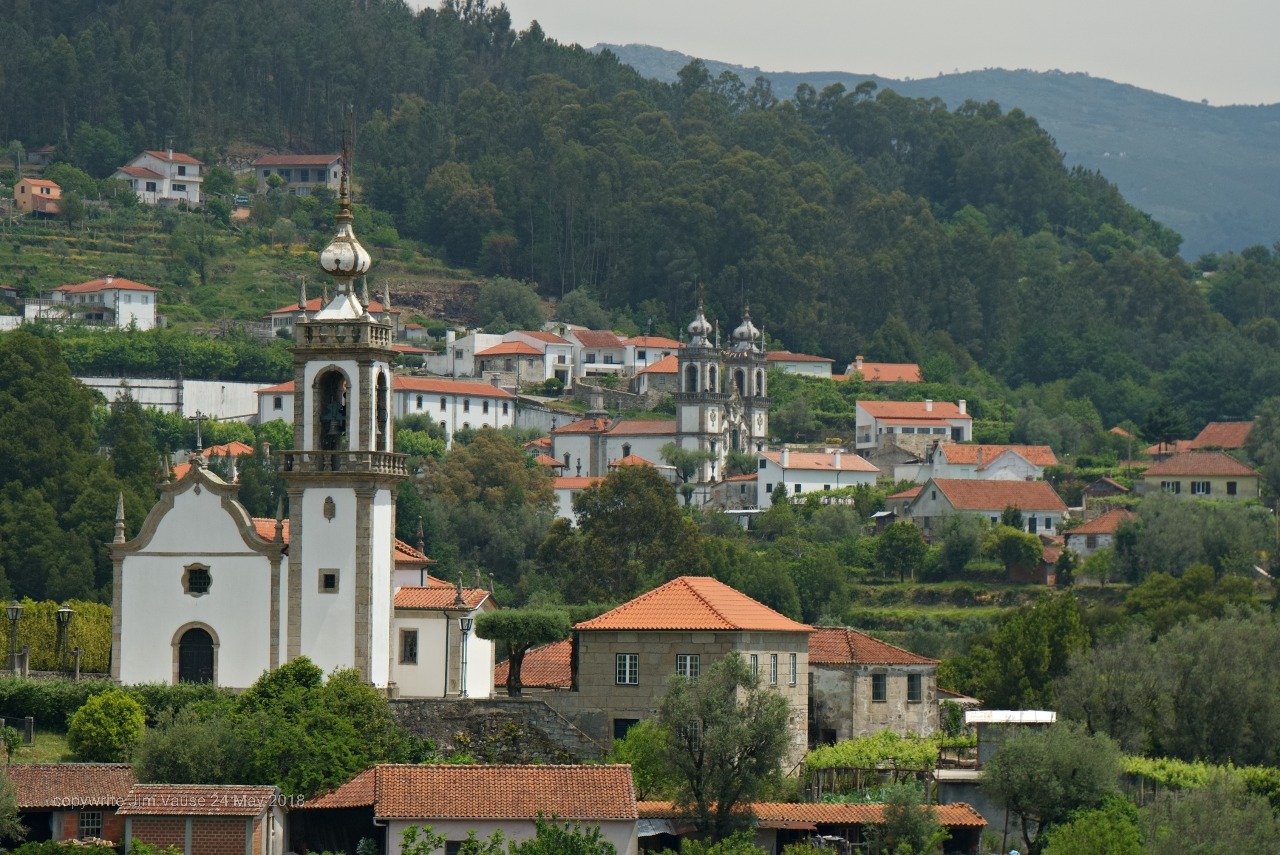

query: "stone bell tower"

left=280, top=164, right=407, bottom=687
left=675, top=304, right=729, bottom=483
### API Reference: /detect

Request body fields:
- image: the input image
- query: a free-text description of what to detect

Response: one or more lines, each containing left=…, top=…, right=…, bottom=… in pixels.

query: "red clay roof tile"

left=1191, top=421, right=1253, bottom=449
left=859, top=401, right=969, bottom=420
left=494, top=639, right=573, bottom=689
left=808, top=627, right=938, bottom=666
left=571, top=330, right=626, bottom=348
left=394, top=586, right=489, bottom=610
left=7, top=764, right=136, bottom=809
left=1068, top=508, right=1135, bottom=536
left=1143, top=451, right=1259, bottom=477
left=938, top=444, right=1058, bottom=467
left=928, top=479, right=1066, bottom=512
left=117, top=784, right=277, bottom=816
left=575, top=577, right=811, bottom=633
left=761, top=450, right=879, bottom=473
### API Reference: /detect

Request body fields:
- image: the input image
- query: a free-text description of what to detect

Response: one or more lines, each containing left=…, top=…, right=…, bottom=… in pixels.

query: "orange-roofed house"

left=808, top=627, right=940, bottom=744
left=1138, top=451, right=1260, bottom=500
left=424, top=329, right=573, bottom=388
left=766, top=350, right=834, bottom=378
left=1190, top=420, right=1254, bottom=450
left=393, top=581, right=496, bottom=699
left=855, top=399, right=971, bottom=453
left=14, top=177, right=61, bottom=215
left=552, top=474, right=606, bottom=521
left=251, top=153, right=343, bottom=194
left=631, top=353, right=679, bottom=394
left=565, top=328, right=627, bottom=381
left=297, top=764, right=639, bottom=855
left=906, top=478, right=1068, bottom=537
left=546, top=576, right=812, bottom=766
left=842, top=355, right=923, bottom=384
left=116, top=783, right=285, bottom=855
left=622, top=335, right=680, bottom=372
left=757, top=448, right=880, bottom=508
left=113, top=149, right=203, bottom=205
left=9, top=762, right=136, bottom=844
left=551, top=415, right=678, bottom=479
left=925, top=443, right=1058, bottom=482
left=46, top=275, right=160, bottom=329
left=1064, top=508, right=1135, bottom=559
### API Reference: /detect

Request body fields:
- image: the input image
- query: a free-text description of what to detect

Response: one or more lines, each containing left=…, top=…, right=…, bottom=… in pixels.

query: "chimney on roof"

left=959, top=399, right=967, bottom=415
left=925, top=399, right=933, bottom=412
left=166, top=147, right=173, bottom=161
left=855, top=355, right=863, bottom=370
left=781, top=448, right=790, bottom=467
left=489, top=372, right=502, bottom=387
left=105, top=274, right=114, bottom=285
left=833, top=448, right=842, bottom=468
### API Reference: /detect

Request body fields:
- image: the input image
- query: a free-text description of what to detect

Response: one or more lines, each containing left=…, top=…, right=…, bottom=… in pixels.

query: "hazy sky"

left=476, top=1, right=1280, bottom=106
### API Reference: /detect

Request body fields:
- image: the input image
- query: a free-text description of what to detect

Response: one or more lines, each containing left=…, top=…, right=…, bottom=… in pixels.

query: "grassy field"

left=8, top=730, right=73, bottom=763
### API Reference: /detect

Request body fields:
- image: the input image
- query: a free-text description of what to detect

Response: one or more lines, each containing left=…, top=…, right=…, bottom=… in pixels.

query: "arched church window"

left=177, top=627, right=214, bottom=684
left=316, top=370, right=348, bottom=451
left=708, top=366, right=718, bottom=392
left=755, top=370, right=765, bottom=395
left=735, top=369, right=746, bottom=394
left=685, top=364, right=698, bottom=393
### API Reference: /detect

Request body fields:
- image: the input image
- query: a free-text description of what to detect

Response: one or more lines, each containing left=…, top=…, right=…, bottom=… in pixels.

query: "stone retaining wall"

left=390, top=697, right=604, bottom=763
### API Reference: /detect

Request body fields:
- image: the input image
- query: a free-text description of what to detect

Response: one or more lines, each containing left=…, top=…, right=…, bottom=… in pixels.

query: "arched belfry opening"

left=735, top=369, right=746, bottom=395
left=708, top=366, right=718, bottom=392
left=755, top=369, right=765, bottom=396
left=317, top=369, right=349, bottom=451
left=376, top=371, right=389, bottom=451
left=685, top=364, right=699, bottom=393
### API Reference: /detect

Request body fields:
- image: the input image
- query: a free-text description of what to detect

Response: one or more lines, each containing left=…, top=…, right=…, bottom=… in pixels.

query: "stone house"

left=546, top=576, right=812, bottom=767
left=906, top=478, right=1068, bottom=538
left=1138, top=451, right=1261, bottom=500
left=297, top=764, right=638, bottom=855
left=808, top=627, right=939, bottom=746
left=8, top=763, right=136, bottom=843
left=1063, top=508, right=1135, bottom=559
left=116, top=784, right=285, bottom=855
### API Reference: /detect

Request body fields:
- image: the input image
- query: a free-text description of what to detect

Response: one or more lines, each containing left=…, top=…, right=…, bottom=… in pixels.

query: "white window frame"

left=616, top=653, right=638, bottom=685
left=676, top=653, right=700, bottom=680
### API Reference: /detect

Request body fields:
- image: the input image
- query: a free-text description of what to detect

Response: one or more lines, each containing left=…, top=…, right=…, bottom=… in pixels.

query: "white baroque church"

left=109, top=172, right=494, bottom=696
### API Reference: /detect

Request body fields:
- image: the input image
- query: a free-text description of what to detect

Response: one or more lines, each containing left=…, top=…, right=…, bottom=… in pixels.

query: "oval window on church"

left=182, top=564, right=211, bottom=596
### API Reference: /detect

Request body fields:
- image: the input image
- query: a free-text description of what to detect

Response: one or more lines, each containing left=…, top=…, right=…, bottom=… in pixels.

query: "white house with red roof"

left=393, top=579, right=496, bottom=699
left=631, top=353, right=679, bottom=394
left=906, top=478, right=1068, bottom=537
left=855, top=399, right=972, bottom=451
left=299, top=764, right=639, bottom=855
left=552, top=474, right=606, bottom=522
left=546, top=576, right=813, bottom=764
left=45, top=275, right=161, bottom=329
left=1138, top=451, right=1260, bottom=500
left=564, top=328, right=627, bottom=379
left=757, top=447, right=880, bottom=508
left=1063, top=508, right=1135, bottom=559
left=550, top=415, right=677, bottom=479
left=113, top=149, right=202, bottom=205
left=252, top=153, right=342, bottom=194
left=766, top=350, right=834, bottom=378
left=424, top=329, right=573, bottom=387
left=622, top=334, right=680, bottom=372
left=924, top=443, right=1058, bottom=481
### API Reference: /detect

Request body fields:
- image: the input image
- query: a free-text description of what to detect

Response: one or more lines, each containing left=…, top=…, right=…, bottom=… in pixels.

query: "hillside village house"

left=392, top=582, right=495, bottom=700
left=251, top=154, right=342, bottom=194
left=113, top=149, right=202, bottom=205
left=297, top=765, right=639, bottom=855
left=631, top=354, right=678, bottom=394
left=543, top=576, right=812, bottom=766
left=855, top=400, right=972, bottom=452
left=756, top=448, right=880, bottom=508
left=424, top=329, right=574, bottom=387
left=37, top=276, right=161, bottom=330
left=1063, top=508, right=1135, bottom=559
left=1138, top=451, right=1261, bottom=500
left=622, top=335, right=681, bottom=371
left=13, top=177, right=60, bottom=214
left=566, top=329, right=628, bottom=380
left=808, top=627, right=940, bottom=745
left=550, top=415, right=676, bottom=478
left=255, top=376, right=515, bottom=445
left=922, top=443, right=1058, bottom=481
left=765, top=350, right=834, bottom=378
left=906, top=478, right=1068, bottom=537
left=840, top=356, right=923, bottom=383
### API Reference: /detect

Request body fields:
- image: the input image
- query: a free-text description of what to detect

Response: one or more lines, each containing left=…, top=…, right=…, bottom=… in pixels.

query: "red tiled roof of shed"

left=117, top=784, right=277, bottom=816
left=7, top=763, right=136, bottom=810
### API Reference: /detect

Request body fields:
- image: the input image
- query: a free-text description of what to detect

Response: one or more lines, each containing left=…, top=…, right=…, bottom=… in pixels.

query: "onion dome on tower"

left=731, top=308, right=761, bottom=352
left=313, top=167, right=372, bottom=321
left=687, top=303, right=713, bottom=347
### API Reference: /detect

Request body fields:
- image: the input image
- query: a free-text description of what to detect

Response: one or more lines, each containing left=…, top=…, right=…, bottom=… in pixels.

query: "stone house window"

left=907, top=673, right=922, bottom=703
left=1227, top=481, right=1238, bottom=495
left=676, top=654, right=699, bottom=680
left=616, top=653, right=638, bottom=685
left=872, top=672, right=887, bottom=702
left=789, top=653, right=797, bottom=686
left=749, top=654, right=759, bottom=677
left=613, top=718, right=639, bottom=741
left=770, top=654, right=778, bottom=685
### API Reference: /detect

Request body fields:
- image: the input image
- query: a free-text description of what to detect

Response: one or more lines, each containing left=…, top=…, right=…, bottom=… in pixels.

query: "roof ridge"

left=680, top=577, right=731, bottom=628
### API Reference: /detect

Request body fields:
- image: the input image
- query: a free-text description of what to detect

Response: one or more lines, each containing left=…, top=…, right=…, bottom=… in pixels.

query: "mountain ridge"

left=594, top=43, right=1280, bottom=257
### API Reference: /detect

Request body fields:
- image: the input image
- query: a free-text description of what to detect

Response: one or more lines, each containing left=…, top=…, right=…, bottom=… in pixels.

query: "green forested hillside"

left=6, top=0, right=1280, bottom=431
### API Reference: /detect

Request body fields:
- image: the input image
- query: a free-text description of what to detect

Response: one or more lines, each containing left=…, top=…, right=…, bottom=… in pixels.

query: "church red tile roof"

left=609, top=454, right=654, bottom=467
left=1143, top=451, right=1258, bottom=477
left=250, top=519, right=432, bottom=565
left=606, top=419, right=677, bottom=435
left=553, top=476, right=605, bottom=490
left=117, top=785, right=277, bottom=816
left=7, top=764, right=136, bottom=809
left=532, top=452, right=565, bottom=468
left=808, top=627, right=938, bottom=666
left=494, top=638, right=572, bottom=689
left=637, top=801, right=985, bottom=827
left=575, top=577, right=811, bottom=633
left=394, top=586, right=489, bottom=610
left=305, top=765, right=637, bottom=820
left=927, top=479, right=1066, bottom=512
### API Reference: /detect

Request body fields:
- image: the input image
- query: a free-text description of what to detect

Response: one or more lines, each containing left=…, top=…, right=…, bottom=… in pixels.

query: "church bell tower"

left=280, top=165, right=407, bottom=688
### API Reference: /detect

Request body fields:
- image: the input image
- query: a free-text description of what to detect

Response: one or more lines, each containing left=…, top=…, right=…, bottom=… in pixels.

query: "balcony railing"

left=281, top=449, right=407, bottom=476
left=297, top=321, right=393, bottom=350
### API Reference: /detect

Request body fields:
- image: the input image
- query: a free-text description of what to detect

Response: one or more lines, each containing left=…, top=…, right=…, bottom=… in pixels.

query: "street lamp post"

left=6, top=601, right=21, bottom=674
left=56, top=603, right=73, bottom=675
left=458, top=616, right=473, bottom=699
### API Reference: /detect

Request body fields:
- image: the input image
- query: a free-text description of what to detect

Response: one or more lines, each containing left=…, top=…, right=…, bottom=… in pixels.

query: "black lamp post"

left=56, top=603, right=73, bottom=674
left=458, top=616, right=474, bottom=699
left=6, top=601, right=21, bottom=673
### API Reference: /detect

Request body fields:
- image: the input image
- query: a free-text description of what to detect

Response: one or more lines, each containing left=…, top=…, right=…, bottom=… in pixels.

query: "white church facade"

left=110, top=170, right=493, bottom=696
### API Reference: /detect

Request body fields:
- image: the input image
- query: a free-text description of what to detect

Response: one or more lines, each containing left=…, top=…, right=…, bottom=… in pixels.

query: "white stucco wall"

left=392, top=614, right=449, bottom=698
left=297, top=486, right=358, bottom=675
left=118, top=486, right=274, bottom=687
left=369, top=489, right=395, bottom=687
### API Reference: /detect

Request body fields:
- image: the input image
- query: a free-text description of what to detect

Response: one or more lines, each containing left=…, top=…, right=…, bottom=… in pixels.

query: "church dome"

left=318, top=169, right=371, bottom=281
left=731, top=309, right=760, bottom=351
left=687, top=305, right=712, bottom=344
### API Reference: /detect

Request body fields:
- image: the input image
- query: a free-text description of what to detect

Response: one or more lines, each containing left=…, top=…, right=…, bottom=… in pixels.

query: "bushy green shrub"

left=67, top=688, right=145, bottom=761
